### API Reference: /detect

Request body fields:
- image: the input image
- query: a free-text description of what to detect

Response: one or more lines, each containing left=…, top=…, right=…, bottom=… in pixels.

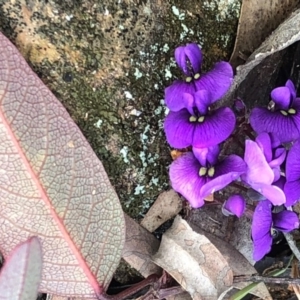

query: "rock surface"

left=0, top=0, right=240, bottom=217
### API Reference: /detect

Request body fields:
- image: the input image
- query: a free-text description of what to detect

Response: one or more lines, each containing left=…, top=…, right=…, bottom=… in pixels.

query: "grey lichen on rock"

left=0, top=0, right=240, bottom=218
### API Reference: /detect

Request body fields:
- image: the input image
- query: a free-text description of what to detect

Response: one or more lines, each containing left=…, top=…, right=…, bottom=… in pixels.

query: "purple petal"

left=284, top=180, right=300, bottom=206
left=286, top=140, right=300, bottom=182
left=273, top=211, right=299, bottom=232
left=250, top=108, right=300, bottom=143
left=273, top=176, right=286, bottom=190
left=252, top=200, right=272, bottom=240
left=184, top=43, right=202, bottom=74
left=194, top=61, right=233, bottom=103
left=192, top=145, right=220, bottom=166
left=192, top=107, right=236, bottom=148
left=200, top=155, right=246, bottom=198
left=255, top=132, right=272, bottom=163
left=174, top=44, right=202, bottom=75
left=251, top=183, right=286, bottom=205
left=242, top=140, right=274, bottom=185
left=169, top=152, right=206, bottom=208
left=291, top=100, right=300, bottom=133
left=223, top=194, right=246, bottom=218
left=269, top=147, right=286, bottom=168
left=252, top=200, right=273, bottom=261
left=233, top=98, right=246, bottom=116
left=175, top=46, right=188, bottom=74
left=285, top=79, right=296, bottom=100
left=164, top=109, right=194, bottom=148
left=269, top=133, right=281, bottom=148
left=272, top=167, right=281, bottom=182
left=194, top=90, right=211, bottom=115
left=271, top=86, right=291, bottom=109
left=253, top=234, right=272, bottom=261
left=165, top=80, right=196, bottom=111
left=183, top=93, right=195, bottom=115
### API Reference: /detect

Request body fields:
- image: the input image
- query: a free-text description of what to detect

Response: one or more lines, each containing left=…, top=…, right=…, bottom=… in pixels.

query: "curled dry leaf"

left=0, top=237, right=42, bottom=300
left=141, top=189, right=182, bottom=233
left=0, top=32, right=125, bottom=298
left=122, top=214, right=162, bottom=278
left=152, top=216, right=233, bottom=300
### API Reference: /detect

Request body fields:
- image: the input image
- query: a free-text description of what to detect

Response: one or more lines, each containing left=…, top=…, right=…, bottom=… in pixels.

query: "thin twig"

left=233, top=275, right=300, bottom=285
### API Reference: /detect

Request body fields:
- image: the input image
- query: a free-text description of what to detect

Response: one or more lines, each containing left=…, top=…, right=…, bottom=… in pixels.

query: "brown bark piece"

left=141, top=190, right=182, bottom=233
left=152, top=216, right=233, bottom=300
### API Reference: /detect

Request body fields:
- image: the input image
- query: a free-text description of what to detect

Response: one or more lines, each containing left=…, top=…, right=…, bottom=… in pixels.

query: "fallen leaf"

left=0, top=32, right=125, bottom=298
left=141, top=190, right=182, bottom=233
left=152, top=216, right=233, bottom=300
left=0, top=237, right=42, bottom=300
left=189, top=222, right=272, bottom=300
left=230, top=0, right=299, bottom=68
left=122, top=214, right=162, bottom=278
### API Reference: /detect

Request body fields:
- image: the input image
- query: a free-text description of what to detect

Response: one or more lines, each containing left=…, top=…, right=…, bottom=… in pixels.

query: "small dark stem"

left=241, top=123, right=256, bottom=140
left=97, top=274, right=159, bottom=300
left=230, top=182, right=248, bottom=192
left=244, top=207, right=254, bottom=219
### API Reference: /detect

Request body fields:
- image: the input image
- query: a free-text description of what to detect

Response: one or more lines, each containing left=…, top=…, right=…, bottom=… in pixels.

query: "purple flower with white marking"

left=169, top=146, right=246, bottom=208
left=284, top=140, right=300, bottom=206
left=222, top=194, right=246, bottom=218
left=165, top=43, right=233, bottom=112
left=252, top=200, right=299, bottom=261
left=241, top=137, right=286, bottom=205
left=164, top=90, right=236, bottom=148
left=250, top=80, right=300, bottom=143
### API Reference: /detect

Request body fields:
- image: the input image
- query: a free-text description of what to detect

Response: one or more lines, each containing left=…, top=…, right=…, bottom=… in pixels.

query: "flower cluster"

left=163, top=43, right=300, bottom=261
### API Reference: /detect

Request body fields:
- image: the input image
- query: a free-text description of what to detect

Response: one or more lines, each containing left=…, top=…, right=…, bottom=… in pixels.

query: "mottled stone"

left=0, top=0, right=240, bottom=217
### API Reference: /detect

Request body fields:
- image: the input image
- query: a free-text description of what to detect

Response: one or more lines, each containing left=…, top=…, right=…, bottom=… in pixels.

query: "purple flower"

left=241, top=137, right=286, bottom=205
left=284, top=139, right=300, bottom=206
left=222, top=194, right=246, bottom=218
left=255, top=132, right=286, bottom=182
left=252, top=200, right=299, bottom=261
left=169, top=146, right=246, bottom=208
left=250, top=80, right=300, bottom=143
left=165, top=43, right=233, bottom=111
left=164, top=90, right=236, bottom=148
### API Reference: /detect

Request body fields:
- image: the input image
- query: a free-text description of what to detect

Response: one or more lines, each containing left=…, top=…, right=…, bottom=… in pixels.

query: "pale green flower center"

left=199, top=167, right=215, bottom=177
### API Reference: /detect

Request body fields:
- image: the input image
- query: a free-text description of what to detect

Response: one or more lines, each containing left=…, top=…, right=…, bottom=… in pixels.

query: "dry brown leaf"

left=189, top=223, right=272, bottom=300
left=166, top=292, right=192, bottom=300
left=141, top=190, right=182, bottom=233
left=230, top=0, right=299, bottom=68
left=152, top=216, right=233, bottom=300
left=122, top=214, right=162, bottom=278
left=204, top=193, right=214, bottom=202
